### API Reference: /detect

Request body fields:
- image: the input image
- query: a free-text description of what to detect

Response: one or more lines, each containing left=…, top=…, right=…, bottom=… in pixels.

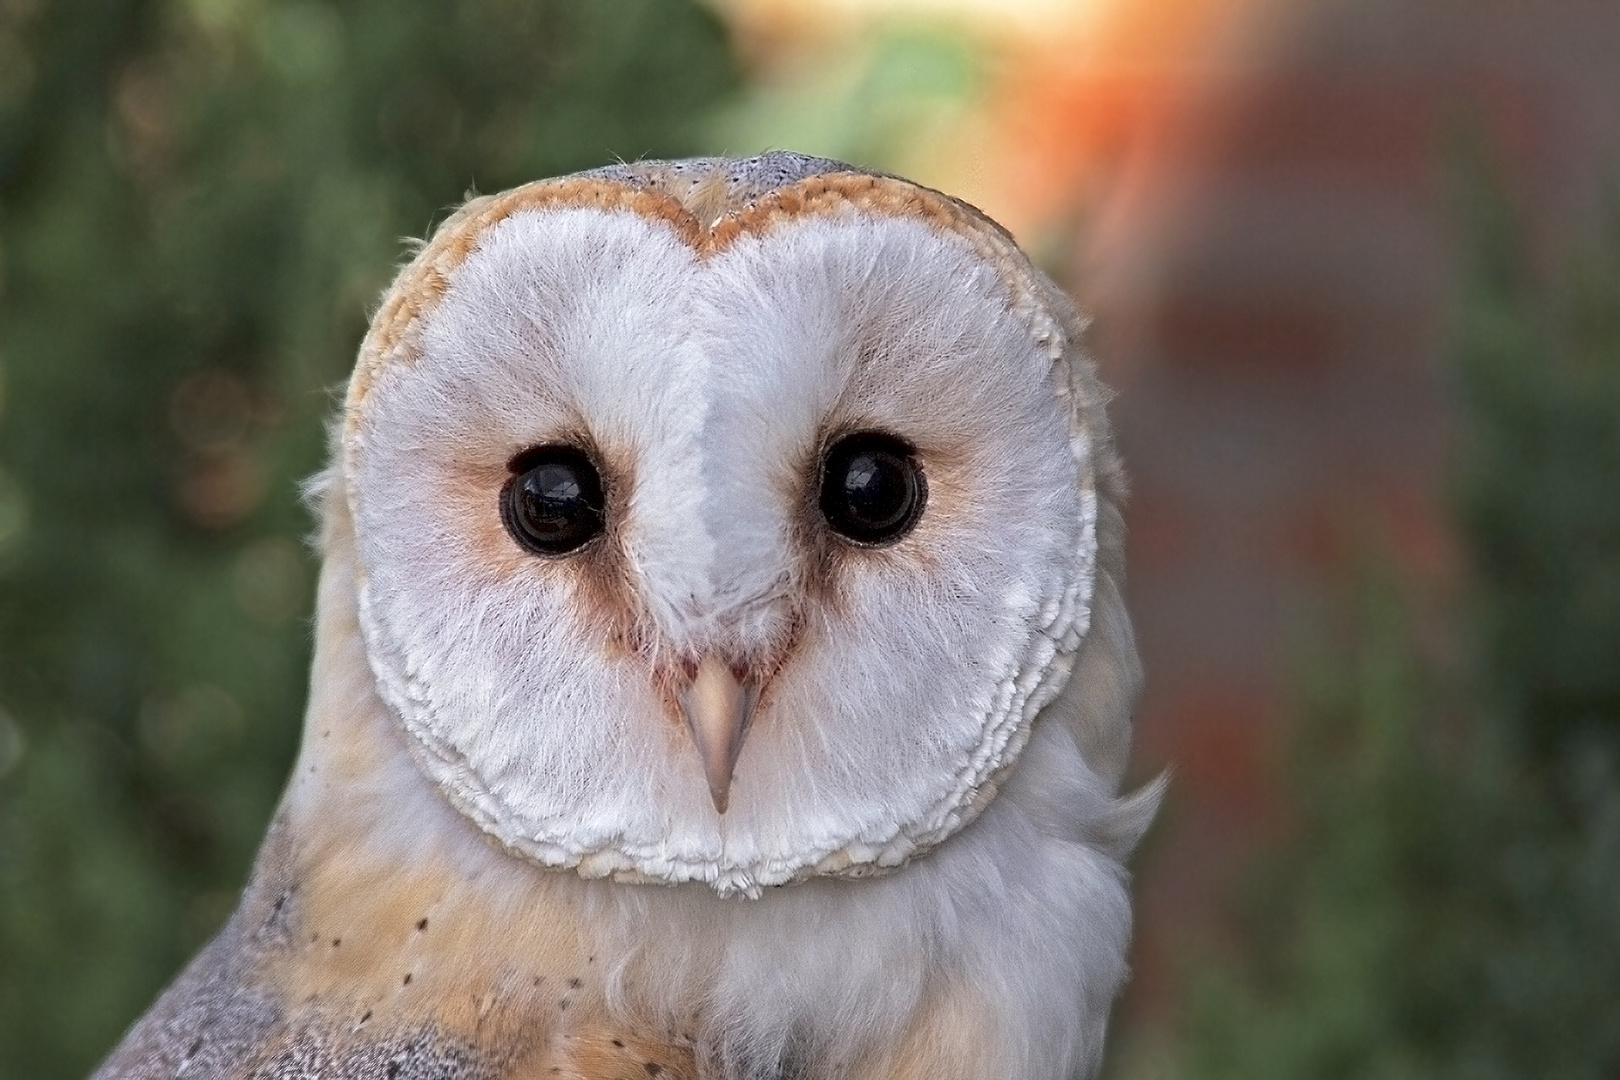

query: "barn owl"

left=94, top=152, right=1160, bottom=1080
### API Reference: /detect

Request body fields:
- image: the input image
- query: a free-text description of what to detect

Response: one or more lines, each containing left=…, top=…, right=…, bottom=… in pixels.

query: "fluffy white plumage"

left=94, top=153, right=1161, bottom=1080
left=350, top=202, right=1101, bottom=893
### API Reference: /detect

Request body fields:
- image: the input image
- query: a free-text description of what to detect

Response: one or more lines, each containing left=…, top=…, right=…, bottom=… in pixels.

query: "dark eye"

left=500, top=445, right=606, bottom=556
left=818, top=432, right=926, bottom=546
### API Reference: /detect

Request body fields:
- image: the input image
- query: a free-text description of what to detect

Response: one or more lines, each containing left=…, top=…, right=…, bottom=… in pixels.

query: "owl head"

left=331, top=153, right=1133, bottom=897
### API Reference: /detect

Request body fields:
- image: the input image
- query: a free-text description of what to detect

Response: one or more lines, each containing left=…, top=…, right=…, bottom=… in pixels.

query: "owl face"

left=343, top=161, right=1100, bottom=895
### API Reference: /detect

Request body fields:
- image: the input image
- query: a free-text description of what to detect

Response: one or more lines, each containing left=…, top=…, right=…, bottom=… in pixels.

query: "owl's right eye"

left=501, top=445, right=606, bottom=556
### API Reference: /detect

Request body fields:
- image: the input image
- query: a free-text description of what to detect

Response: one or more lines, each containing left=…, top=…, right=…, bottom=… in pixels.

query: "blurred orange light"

left=710, top=0, right=1271, bottom=244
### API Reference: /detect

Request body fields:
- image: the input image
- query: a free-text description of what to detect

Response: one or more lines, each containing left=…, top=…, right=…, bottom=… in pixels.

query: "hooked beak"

left=678, top=656, right=759, bottom=814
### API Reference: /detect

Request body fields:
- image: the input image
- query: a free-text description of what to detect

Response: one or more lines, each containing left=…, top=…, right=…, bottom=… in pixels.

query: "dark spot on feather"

left=185, top=1037, right=202, bottom=1059
left=332, top=938, right=341, bottom=947
left=612, top=1038, right=624, bottom=1048
left=567, top=977, right=582, bottom=989
left=417, top=917, right=429, bottom=931
left=558, top=998, right=570, bottom=1011
left=360, top=1010, right=372, bottom=1024
left=403, top=972, right=412, bottom=985
left=645, top=1065, right=662, bottom=1076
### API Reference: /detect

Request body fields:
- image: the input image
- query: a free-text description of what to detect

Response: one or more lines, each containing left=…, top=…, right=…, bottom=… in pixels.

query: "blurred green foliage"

left=709, top=24, right=978, bottom=178
left=0, top=1, right=735, bottom=1075
left=1155, top=183, right=1620, bottom=1078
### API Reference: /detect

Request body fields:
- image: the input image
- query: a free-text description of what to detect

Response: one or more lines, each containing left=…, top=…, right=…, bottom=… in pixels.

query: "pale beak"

left=678, top=656, right=758, bottom=814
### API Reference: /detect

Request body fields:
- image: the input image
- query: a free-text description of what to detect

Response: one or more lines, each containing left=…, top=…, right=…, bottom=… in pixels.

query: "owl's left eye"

left=501, top=445, right=606, bottom=556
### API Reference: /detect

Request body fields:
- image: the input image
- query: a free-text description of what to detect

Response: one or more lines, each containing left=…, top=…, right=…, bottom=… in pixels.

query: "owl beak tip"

left=679, top=655, right=758, bottom=816
left=709, top=786, right=732, bottom=816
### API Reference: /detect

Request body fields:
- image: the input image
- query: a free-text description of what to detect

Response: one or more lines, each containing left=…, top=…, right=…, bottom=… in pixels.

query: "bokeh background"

left=1, top=0, right=1617, bottom=1076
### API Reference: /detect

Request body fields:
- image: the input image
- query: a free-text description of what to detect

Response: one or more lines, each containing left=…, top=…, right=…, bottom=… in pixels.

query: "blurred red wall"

left=1055, top=0, right=1620, bottom=1027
